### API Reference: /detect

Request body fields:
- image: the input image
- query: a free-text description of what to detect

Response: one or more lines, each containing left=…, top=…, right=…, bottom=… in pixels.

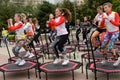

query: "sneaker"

left=15, top=58, right=21, bottom=65
left=53, top=58, right=61, bottom=64
left=62, top=59, right=69, bottom=65
left=101, top=60, right=107, bottom=65
left=18, top=59, right=26, bottom=66
left=113, top=60, right=120, bottom=67
left=24, top=51, right=30, bottom=58
left=28, top=53, right=35, bottom=58
left=83, top=39, right=86, bottom=43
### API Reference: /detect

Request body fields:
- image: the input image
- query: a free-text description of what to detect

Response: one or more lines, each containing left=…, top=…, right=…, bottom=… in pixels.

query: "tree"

left=0, top=0, right=36, bottom=31
left=37, top=1, right=56, bottom=29
left=60, top=0, right=75, bottom=25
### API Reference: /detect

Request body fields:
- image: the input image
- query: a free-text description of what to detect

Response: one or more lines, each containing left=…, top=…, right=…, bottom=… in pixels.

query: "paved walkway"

left=0, top=45, right=120, bottom=80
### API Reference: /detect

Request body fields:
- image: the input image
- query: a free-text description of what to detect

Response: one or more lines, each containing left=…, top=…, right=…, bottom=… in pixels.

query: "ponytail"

left=57, top=8, right=72, bottom=22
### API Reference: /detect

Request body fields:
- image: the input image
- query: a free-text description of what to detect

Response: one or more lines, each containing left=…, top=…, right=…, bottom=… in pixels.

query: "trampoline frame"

left=0, top=61, right=37, bottom=80
left=85, top=30, right=120, bottom=80
left=39, top=61, right=82, bottom=80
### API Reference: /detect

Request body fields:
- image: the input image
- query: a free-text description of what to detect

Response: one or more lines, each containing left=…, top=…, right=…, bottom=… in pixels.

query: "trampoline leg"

left=3, top=72, right=5, bottom=80
left=28, top=69, right=30, bottom=79
left=86, top=66, right=88, bottom=79
left=35, top=68, right=38, bottom=78
left=38, top=70, right=41, bottom=79
left=94, top=70, right=97, bottom=80
left=81, top=57, right=83, bottom=73
left=45, top=72, right=48, bottom=80
left=72, top=70, right=74, bottom=80
left=107, top=73, right=109, bottom=80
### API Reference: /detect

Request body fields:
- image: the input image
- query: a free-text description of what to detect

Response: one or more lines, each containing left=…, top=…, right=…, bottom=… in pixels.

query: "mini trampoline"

left=85, top=31, right=120, bottom=80
left=9, top=50, right=44, bottom=63
left=0, top=34, right=42, bottom=80
left=86, top=61, right=120, bottom=80
left=0, top=61, right=36, bottom=80
left=39, top=61, right=82, bottom=80
left=81, top=51, right=113, bottom=60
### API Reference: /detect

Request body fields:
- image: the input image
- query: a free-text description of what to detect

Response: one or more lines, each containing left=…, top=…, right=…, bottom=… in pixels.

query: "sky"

left=45, top=0, right=74, bottom=4
left=46, top=0, right=55, bottom=4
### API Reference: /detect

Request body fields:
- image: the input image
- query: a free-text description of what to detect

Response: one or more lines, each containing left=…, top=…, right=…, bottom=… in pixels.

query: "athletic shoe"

left=53, top=58, right=61, bottom=64
left=113, top=60, right=120, bottom=67
left=15, top=58, right=21, bottom=65
left=24, top=51, right=30, bottom=58
left=18, top=59, right=26, bottom=66
left=28, top=53, right=35, bottom=58
left=62, top=59, right=69, bottom=65
left=101, top=60, right=107, bottom=65
left=83, top=39, right=86, bottom=43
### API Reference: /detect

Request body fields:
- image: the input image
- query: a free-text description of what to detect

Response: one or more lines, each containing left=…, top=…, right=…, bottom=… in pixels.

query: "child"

left=8, top=13, right=26, bottom=66
left=91, top=6, right=106, bottom=51
left=47, top=8, right=72, bottom=65
left=99, top=2, right=120, bottom=66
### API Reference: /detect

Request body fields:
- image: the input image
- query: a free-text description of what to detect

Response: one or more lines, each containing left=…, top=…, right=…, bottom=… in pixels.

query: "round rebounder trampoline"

left=39, top=61, right=82, bottom=80
left=0, top=61, right=36, bottom=80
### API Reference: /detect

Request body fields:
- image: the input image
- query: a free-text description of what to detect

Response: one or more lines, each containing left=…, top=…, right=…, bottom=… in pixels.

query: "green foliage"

left=60, top=0, right=75, bottom=25
left=37, top=1, right=56, bottom=29
left=0, top=0, right=36, bottom=31
left=0, top=0, right=120, bottom=34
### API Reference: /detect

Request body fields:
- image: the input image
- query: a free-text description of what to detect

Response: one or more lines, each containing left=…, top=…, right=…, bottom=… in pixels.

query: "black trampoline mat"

left=40, top=61, right=80, bottom=72
left=90, top=61, right=120, bottom=73
left=84, top=52, right=113, bottom=59
left=0, top=61, right=36, bottom=72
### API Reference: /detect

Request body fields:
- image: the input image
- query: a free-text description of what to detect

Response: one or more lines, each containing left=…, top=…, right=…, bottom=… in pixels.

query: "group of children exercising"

left=7, top=2, right=120, bottom=67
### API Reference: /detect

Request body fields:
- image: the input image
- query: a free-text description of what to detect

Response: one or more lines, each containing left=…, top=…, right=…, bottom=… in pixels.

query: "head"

left=49, top=14, right=54, bottom=20
left=103, top=2, right=112, bottom=13
left=97, top=6, right=103, bottom=14
left=29, top=18, right=33, bottom=23
left=33, top=18, right=38, bottom=25
left=14, top=13, right=21, bottom=22
left=84, top=16, right=88, bottom=22
left=55, top=8, right=72, bottom=22
left=2, top=28, right=5, bottom=30
left=23, top=17, right=29, bottom=23
left=76, top=19, right=80, bottom=24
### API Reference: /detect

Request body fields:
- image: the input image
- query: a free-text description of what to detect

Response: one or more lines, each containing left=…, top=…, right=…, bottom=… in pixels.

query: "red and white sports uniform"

left=100, top=11, right=119, bottom=33
left=100, top=11, right=120, bottom=50
left=48, top=15, right=68, bottom=36
left=95, top=13, right=106, bottom=27
left=23, top=22, right=34, bottom=36
left=8, top=21, right=25, bottom=40
left=48, top=15, right=68, bottom=59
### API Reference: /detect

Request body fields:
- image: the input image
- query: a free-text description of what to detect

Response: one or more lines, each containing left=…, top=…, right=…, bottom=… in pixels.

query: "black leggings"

left=76, top=29, right=81, bottom=43
left=34, top=33, right=40, bottom=44
left=53, top=34, right=68, bottom=58
left=82, top=28, right=91, bottom=40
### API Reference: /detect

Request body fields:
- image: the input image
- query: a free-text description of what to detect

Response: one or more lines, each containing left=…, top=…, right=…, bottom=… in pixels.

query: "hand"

left=46, top=21, right=50, bottom=24
left=9, top=18, right=13, bottom=22
left=7, top=19, right=10, bottom=23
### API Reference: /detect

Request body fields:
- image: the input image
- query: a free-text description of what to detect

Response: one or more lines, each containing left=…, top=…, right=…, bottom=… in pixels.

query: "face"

left=84, top=17, right=87, bottom=21
left=23, top=18, right=27, bottom=23
left=76, top=20, right=80, bottom=24
left=104, top=5, right=111, bottom=13
left=97, top=8, right=102, bottom=14
left=14, top=14, right=20, bottom=22
left=55, top=8, right=62, bottom=17
left=49, top=14, right=54, bottom=19
left=29, top=18, right=32, bottom=23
